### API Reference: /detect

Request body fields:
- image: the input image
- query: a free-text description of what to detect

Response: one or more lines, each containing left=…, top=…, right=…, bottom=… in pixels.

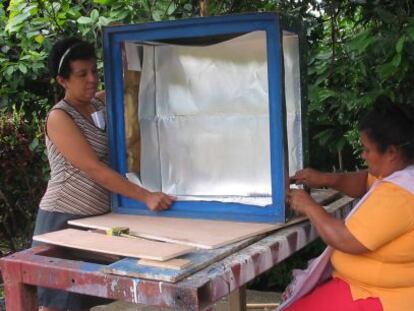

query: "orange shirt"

left=331, top=176, right=414, bottom=311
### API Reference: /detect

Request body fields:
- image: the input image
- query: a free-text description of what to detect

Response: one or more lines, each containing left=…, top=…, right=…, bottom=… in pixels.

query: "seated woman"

left=33, top=37, right=175, bottom=311
left=280, top=96, right=414, bottom=311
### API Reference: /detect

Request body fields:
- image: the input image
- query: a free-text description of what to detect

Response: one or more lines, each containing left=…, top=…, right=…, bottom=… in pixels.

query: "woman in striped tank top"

left=32, top=37, right=175, bottom=311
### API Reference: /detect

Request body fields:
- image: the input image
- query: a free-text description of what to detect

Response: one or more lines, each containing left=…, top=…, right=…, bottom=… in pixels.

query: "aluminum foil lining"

left=126, top=31, right=302, bottom=206
left=283, top=32, right=303, bottom=175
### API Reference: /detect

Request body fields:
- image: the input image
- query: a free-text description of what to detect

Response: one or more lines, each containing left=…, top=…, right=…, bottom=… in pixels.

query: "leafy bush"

left=0, top=105, right=48, bottom=252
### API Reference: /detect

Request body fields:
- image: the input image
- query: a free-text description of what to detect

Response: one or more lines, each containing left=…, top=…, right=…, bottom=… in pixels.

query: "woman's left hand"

left=286, top=189, right=318, bottom=215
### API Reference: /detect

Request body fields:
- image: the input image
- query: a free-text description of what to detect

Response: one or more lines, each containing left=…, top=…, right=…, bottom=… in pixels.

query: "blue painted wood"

left=102, top=235, right=261, bottom=283
left=103, top=12, right=302, bottom=223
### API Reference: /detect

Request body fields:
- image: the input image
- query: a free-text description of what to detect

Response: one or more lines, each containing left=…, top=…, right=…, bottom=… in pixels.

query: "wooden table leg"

left=1, top=258, right=37, bottom=311
left=4, top=281, right=37, bottom=311
left=227, top=285, right=246, bottom=311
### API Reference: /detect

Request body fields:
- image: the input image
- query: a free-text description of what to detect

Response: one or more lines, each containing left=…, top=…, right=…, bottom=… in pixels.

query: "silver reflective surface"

left=283, top=31, right=303, bottom=175
left=129, top=31, right=302, bottom=206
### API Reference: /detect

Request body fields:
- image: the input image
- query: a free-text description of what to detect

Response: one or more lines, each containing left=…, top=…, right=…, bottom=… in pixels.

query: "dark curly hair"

left=48, top=37, right=96, bottom=79
left=359, top=95, right=414, bottom=162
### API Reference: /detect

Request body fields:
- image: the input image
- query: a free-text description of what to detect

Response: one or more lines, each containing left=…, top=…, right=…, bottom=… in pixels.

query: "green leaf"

left=347, top=30, right=373, bottom=52
left=98, top=16, right=111, bottom=27
left=6, top=11, right=31, bottom=33
left=152, top=10, right=162, bottom=21
left=315, top=51, right=332, bottom=60
left=7, top=0, right=27, bottom=19
left=110, top=10, right=128, bottom=21
left=6, top=66, right=14, bottom=76
left=77, top=16, right=93, bottom=24
left=395, top=36, right=405, bottom=53
left=90, top=9, right=99, bottom=21
left=67, top=8, right=81, bottom=19
left=167, top=3, right=177, bottom=15
left=310, top=87, right=337, bottom=103
left=391, top=53, right=401, bottom=67
left=29, top=137, right=39, bottom=151
left=406, top=25, right=414, bottom=41
left=34, top=34, right=44, bottom=44
left=93, top=0, right=113, bottom=4
left=23, top=4, right=38, bottom=16
left=377, top=61, right=396, bottom=80
left=18, top=63, right=27, bottom=74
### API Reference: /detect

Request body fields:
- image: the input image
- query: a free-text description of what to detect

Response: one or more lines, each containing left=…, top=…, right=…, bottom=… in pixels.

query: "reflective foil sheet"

left=283, top=31, right=303, bottom=175
left=131, top=31, right=302, bottom=206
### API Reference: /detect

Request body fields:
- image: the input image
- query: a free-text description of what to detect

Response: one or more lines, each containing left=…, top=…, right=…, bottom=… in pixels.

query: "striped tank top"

left=39, top=99, right=110, bottom=215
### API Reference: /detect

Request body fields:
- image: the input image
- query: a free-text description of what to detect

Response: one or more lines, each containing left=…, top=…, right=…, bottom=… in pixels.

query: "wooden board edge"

left=137, top=258, right=192, bottom=270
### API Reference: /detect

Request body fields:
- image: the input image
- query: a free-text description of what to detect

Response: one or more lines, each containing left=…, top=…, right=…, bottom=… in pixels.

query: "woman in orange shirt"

left=282, top=96, right=414, bottom=311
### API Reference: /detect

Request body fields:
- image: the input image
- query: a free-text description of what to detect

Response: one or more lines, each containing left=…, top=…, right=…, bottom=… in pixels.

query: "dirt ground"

left=92, top=289, right=282, bottom=311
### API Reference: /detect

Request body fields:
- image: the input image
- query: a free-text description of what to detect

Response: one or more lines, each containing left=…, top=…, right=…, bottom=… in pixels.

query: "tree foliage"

left=307, top=1, right=414, bottom=169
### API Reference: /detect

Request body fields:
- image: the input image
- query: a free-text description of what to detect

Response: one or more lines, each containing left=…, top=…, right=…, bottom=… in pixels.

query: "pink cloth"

left=284, top=277, right=383, bottom=311
left=277, top=166, right=414, bottom=310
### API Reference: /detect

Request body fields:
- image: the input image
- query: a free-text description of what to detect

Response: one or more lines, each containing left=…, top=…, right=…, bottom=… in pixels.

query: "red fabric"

left=284, top=278, right=383, bottom=311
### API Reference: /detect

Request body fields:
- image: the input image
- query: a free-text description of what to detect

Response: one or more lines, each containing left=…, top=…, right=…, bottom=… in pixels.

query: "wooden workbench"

left=0, top=195, right=354, bottom=311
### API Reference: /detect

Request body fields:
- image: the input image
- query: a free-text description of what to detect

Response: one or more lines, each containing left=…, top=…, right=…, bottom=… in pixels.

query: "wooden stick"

left=246, top=302, right=280, bottom=309
left=200, top=0, right=208, bottom=16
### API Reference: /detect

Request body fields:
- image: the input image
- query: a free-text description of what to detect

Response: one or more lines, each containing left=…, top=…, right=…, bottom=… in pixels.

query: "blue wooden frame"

left=103, top=13, right=293, bottom=223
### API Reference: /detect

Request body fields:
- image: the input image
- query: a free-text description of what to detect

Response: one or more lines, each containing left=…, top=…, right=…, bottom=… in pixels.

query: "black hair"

left=359, top=95, right=414, bottom=161
left=48, top=37, right=96, bottom=79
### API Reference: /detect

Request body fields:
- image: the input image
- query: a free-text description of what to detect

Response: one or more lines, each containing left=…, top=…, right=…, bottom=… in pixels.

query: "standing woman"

left=33, top=37, right=174, bottom=311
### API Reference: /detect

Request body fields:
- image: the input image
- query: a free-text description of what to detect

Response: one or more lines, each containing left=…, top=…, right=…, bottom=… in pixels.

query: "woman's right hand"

left=144, top=192, right=176, bottom=211
left=290, top=168, right=328, bottom=189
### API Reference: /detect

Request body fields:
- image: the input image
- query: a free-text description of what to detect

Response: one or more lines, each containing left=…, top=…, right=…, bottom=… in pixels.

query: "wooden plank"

left=103, top=235, right=262, bottom=283
left=137, top=258, right=192, bottom=270
left=33, top=229, right=194, bottom=261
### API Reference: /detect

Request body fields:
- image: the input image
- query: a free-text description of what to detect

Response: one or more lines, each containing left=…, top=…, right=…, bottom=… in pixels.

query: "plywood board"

left=69, top=190, right=338, bottom=249
left=33, top=229, right=194, bottom=261
left=69, top=214, right=279, bottom=249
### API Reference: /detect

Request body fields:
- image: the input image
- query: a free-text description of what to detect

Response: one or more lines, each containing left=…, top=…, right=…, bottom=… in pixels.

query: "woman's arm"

left=47, top=109, right=174, bottom=211
left=291, top=168, right=368, bottom=198
left=287, top=189, right=369, bottom=254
